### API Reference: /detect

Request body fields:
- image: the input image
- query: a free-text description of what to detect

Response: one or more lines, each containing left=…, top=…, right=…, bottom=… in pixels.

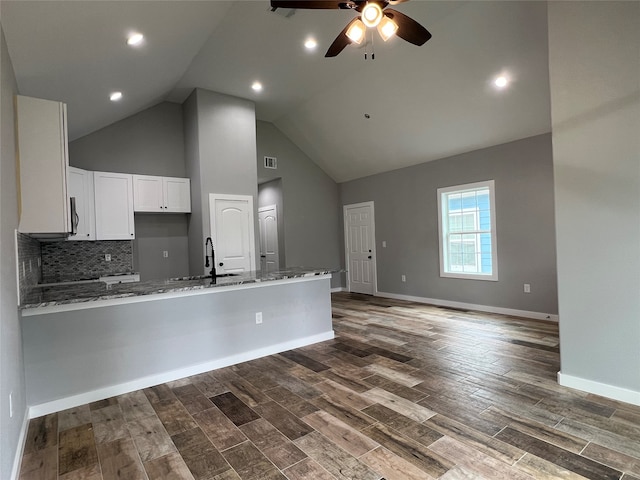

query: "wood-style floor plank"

left=170, top=427, right=231, bottom=480
left=23, top=414, right=58, bottom=455
left=19, top=293, right=640, bottom=480
left=239, top=418, right=307, bottom=470
left=294, top=431, right=381, bottom=480
left=58, top=424, right=98, bottom=476
left=192, top=406, right=247, bottom=451
left=211, top=392, right=261, bottom=427
left=125, top=413, right=176, bottom=462
left=96, top=437, right=146, bottom=480
left=19, top=446, right=57, bottom=480
left=495, top=426, right=622, bottom=480
left=302, top=410, right=379, bottom=457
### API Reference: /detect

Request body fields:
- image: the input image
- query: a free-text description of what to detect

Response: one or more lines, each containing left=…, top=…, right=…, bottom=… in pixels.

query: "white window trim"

left=437, top=180, right=498, bottom=281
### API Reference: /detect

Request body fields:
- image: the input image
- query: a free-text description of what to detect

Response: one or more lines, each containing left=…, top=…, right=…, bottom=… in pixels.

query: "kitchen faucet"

left=205, top=237, right=216, bottom=284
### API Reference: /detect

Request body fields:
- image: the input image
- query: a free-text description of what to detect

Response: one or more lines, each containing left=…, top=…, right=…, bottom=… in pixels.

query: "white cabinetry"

left=133, top=175, right=191, bottom=213
left=15, top=95, right=71, bottom=236
left=94, top=172, right=135, bottom=240
left=67, top=167, right=95, bottom=240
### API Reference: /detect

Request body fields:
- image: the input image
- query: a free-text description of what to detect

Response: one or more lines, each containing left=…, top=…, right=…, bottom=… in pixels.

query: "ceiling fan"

left=270, top=0, right=432, bottom=57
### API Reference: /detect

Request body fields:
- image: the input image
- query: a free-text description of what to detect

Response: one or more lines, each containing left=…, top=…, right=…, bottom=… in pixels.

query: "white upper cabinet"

left=132, top=175, right=163, bottom=212
left=67, top=167, right=95, bottom=241
left=133, top=174, right=191, bottom=213
left=94, top=172, right=135, bottom=240
left=163, top=177, right=191, bottom=213
left=15, top=95, right=71, bottom=236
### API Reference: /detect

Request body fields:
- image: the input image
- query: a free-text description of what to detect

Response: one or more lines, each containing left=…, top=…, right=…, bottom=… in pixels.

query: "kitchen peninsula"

left=21, top=269, right=335, bottom=417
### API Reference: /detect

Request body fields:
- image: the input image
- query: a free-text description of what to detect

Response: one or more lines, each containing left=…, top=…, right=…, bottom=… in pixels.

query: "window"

left=437, top=180, right=498, bottom=281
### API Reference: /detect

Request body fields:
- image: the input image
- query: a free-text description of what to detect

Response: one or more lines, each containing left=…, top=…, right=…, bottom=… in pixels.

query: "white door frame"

left=344, top=201, right=378, bottom=295
left=209, top=193, right=256, bottom=274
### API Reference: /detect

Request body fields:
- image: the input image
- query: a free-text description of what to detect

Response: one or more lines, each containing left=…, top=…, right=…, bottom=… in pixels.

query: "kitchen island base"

left=22, top=275, right=334, bottom=417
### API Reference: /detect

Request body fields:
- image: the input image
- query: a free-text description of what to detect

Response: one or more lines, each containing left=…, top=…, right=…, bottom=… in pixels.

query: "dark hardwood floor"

left=19, top=292, right=640, bottom=479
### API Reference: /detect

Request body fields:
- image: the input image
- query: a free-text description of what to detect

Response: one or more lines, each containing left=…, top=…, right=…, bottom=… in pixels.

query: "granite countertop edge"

left=20, top=268, right=338, bottom=310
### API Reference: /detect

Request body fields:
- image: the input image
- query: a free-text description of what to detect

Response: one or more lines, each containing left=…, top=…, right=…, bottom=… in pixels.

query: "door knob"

left=368, top=256, right=372, bottom=259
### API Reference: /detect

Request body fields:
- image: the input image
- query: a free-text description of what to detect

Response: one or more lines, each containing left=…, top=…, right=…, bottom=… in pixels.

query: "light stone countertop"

left=20, top=268, right=336, bottom=310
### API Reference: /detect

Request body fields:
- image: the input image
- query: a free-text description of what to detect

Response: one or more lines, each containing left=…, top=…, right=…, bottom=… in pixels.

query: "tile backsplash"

left=41, top=240, right=134, bottom=283
left=17, top=232, right=42, bottom=301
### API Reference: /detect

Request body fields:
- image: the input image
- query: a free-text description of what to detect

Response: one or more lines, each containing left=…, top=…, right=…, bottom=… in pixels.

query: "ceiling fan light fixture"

left=346, top=18, right=366, bottom=44
left=377, top=16, right=398, bottom=41
left=361, top=2, right=383, bottom=28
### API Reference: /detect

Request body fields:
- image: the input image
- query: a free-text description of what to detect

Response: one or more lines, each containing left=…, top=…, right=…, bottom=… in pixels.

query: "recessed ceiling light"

left=304, top=38, right=317, bottom=50
left=494, top=75, right=509, bottom=89
left=127, top=32, right=144, bottom=46
left=252, top=82, right=263, bottom=92
left=110, top=91, right=123, bottom=102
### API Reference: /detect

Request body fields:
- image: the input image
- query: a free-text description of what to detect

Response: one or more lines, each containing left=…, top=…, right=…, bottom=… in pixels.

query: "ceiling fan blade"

left=387, top=0, right=409, bottom=4
left=325, top=17, right=360, bottom=57
left=385, top=8, right=432, bottom=46
left=270, top=0, right=351, bottom=9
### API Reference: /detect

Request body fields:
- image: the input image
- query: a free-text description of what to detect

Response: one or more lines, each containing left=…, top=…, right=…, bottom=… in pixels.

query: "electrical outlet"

left=401, top=275, right=406, bottom=282
left=382, top=241, right=387, bottom=248
left=105, top=254, right=111, bottom=262
left=22, top=261, right=25, bottom=277
left=255, top=312, right=263, bottom=324
left=9, top=391, right=13, bottom=418
left=524, top=283, right=531, bottom=293
left=163, top=251, right=169, bottom=258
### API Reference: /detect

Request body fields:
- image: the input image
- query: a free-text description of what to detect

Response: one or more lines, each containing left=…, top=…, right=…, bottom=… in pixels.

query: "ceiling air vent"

left=264, top=156, right=277, bottom=169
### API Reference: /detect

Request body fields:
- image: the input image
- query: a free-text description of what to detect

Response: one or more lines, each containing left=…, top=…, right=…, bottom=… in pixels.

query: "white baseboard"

left=331, top=287, right=346, bottom=293
left=10, top=410, right=30, bottom=480
left=28, top=330, right=335, bottom=418
left=558, top=372, right=640, bottom=406
left=376, top=291, right=559, bottom=322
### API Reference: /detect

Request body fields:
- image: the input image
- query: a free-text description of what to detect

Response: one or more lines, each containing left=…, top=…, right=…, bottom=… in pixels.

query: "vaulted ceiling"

left=1, top=0, right=551, bottom=182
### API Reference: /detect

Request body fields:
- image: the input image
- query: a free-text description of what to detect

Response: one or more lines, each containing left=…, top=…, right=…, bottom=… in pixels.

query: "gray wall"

left=340, top=134, right=558, bottom=315
left=0, top=24, right=26, bottom=480
left=257, top=121, right=343, bottom=287
left=69, top=102, right=189, bottom=281
left=185, top=89, right=259, bottom=275
left=549, top=2, right=640, bottom=394
left=69, top=102, right=186, bottom=176
left=134, top=215, right=189, bottom=281
left=258, top=178, right=286, bottom=269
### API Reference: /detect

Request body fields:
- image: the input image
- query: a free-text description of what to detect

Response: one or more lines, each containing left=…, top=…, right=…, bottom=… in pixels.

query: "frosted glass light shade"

left=361, top=3, right=383, bottom=28
left=346, top=19, right=366, bottom=44
left=377, top=16, right=398, bottom=41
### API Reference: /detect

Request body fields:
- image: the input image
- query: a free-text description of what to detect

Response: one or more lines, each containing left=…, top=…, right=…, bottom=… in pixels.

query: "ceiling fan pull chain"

left=371, top=29, right=376, bottom=60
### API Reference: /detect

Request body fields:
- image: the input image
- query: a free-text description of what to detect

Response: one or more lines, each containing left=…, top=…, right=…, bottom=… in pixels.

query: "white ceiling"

left=1, top=0, right=551, bottom=183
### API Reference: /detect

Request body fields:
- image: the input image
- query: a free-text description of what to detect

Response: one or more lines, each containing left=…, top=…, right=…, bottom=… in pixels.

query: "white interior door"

left=209, top=194, right=255, bottom=274
left=344, top=202, right=376, bottom=295
left=258, top=205, right=280, bottom=273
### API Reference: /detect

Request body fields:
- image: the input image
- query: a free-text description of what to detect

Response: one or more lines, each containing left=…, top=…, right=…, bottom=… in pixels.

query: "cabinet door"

left=67, top=167, right=95, bottom=240
left=133, top=175, right=163, bottom=212
left=163, top=177, right=191, bottom=213
left=16, top=95, right=70, bottom=235
left=94, top=172, right=135, bottom=240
